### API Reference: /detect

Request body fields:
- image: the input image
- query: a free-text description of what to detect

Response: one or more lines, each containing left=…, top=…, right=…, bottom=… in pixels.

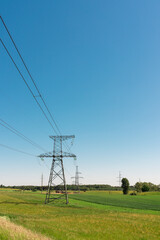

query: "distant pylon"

left=71, top=165, right=83, bottom=193
left=41, top=173, right=43, bottom=194
left=39, top=135, right=76, bottom=204
left=117, top=171, right=122, bottom=187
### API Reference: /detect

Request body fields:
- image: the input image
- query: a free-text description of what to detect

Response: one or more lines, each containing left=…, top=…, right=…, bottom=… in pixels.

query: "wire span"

left=0, top=16, right=61, bottom=135
left=0, top=38, right=59, bottom=135
left=0, top=118, right=48, bottom=152
left=0, top=143, right=35, bottom=156
left=0, top=16, right=72, bottom=152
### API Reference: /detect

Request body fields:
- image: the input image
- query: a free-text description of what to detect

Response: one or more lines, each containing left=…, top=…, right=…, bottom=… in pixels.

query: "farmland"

left=0, top=189, right=160, bottom=240
left=70, top=191, right=160, bottom=211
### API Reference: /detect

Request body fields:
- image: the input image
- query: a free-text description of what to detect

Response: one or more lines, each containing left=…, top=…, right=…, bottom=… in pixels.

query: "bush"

left=130, top=192, right=137, bottom=195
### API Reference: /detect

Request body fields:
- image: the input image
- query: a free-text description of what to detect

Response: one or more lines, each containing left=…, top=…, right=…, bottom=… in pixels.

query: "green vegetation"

left=0, top=190, right=159, bottom=239
left=134, top=182, right=159, bottom=193
left=1, top=182, right=159, bottom=192
left=70, top=191, right=160, bottom=211
left=0, top=216, right=49, bottom=240
left=121, top=178, right=129, bottom=194
left=0, top=184, right=123, bottom=191
left=135, top=182, right=143, bottom=193
left=142, top=183, right=150, bottom=192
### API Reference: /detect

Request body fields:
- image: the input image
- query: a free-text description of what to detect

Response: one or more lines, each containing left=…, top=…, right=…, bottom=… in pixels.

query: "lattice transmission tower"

left=117, top=171, right=122, bottom=187
left=71, top=165, right=83, bottom=193
left=39, top=135, right=76, bottom=204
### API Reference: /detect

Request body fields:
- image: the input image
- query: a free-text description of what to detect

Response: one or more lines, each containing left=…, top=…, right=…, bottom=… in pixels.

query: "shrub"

left=130, top=192, right=137, bottom=195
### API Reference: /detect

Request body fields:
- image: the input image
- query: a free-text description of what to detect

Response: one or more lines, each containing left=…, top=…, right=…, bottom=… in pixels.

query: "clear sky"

left=0, top=0, right=160, bottom=186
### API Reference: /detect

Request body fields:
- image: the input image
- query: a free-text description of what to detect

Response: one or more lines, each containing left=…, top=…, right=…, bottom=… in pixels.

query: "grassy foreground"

left=0, top=190, right=159, bottom=239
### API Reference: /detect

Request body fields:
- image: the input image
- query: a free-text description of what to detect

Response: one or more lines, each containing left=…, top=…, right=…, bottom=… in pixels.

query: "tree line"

left=121, top=178, right=160, bottom=195
left=0, top=181, right=159, bottom=193
left=0, top=184, right=122, bottom=192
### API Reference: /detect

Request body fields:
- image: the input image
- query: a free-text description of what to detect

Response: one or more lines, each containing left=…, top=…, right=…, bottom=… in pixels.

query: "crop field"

left=0, top=190, right=160, bottom=240
left=70, top=191, right=160, bottom=211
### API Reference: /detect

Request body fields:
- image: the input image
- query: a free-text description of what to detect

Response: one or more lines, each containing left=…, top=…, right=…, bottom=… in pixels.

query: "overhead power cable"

left=0, top=118, right=48, bottom=152
left=0, top=16, right=61, bottom=135
left=0, top=16, right=71, bottom=153
left=0, top=38, right=59, bottom=136
left=0, top=143, right=35, bottom=157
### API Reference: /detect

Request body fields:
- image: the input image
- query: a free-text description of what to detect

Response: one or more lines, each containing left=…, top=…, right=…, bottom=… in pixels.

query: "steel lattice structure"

left=71, top=166, right=83, bottom=193
left=39, top=135, right=76, bottom=204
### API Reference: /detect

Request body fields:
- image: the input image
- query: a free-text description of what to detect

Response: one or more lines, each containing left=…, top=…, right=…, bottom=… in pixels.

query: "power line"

left=0, top=38, right=71, bottom=167
left=0, top=16, right=70, bottom=151
left=0, top=16, right=71, bottom=152
left=0, top=143, right=35, bottom=156
left=0, top=16, right=61, bottom=135
left=0, top=118, right=48, bottom=152
left=0, top=16, right=76, bottom=192
left=0, top=38, right=59, bottom=135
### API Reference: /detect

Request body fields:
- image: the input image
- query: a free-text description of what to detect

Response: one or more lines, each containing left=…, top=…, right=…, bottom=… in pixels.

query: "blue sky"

left=0, top=0, right=160, bottom=186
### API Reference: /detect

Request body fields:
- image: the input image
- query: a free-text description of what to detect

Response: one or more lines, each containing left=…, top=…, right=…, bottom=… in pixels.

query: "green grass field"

left=70, top=191, right=160, bottom=211
left=0, top=190, right=160, bottom=240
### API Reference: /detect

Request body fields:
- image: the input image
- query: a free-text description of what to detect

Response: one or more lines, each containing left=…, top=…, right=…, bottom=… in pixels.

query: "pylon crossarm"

left=38, top=152, right=76, bottom=158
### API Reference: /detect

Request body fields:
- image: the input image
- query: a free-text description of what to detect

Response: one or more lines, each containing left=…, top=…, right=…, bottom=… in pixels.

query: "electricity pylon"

left=39, top=135, right=76, bottom=204
left=71, top=165, right=83, bottom=193
left=41, top=173, right=43, bottom=194
left=117, top=171, right=122, bottom=187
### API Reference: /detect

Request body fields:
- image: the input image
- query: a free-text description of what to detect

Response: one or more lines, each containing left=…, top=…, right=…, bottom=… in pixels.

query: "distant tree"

left=135, top=182, right=142, bottom=193
left=142, top=183, right=150, bottom=192
left=148, top=182, right=158, bottom=191
left=121, top=178, right=129, bottom=194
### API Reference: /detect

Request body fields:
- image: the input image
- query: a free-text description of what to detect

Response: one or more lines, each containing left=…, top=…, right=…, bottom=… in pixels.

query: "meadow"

left=0, top=189, right=159, bottom=240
